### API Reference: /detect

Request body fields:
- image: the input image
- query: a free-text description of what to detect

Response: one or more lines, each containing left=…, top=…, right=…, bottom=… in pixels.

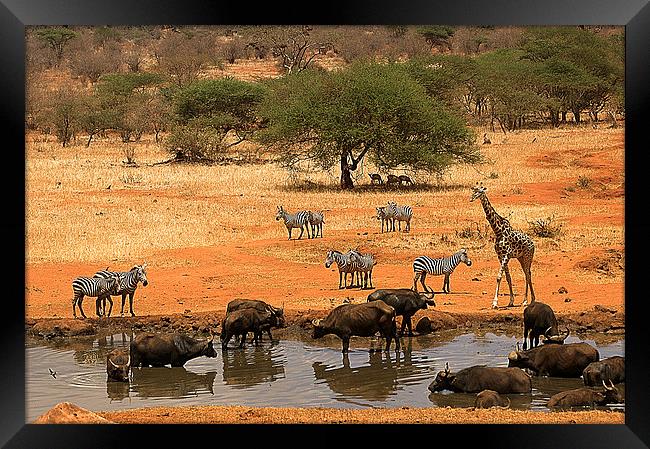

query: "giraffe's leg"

left=518, top=257, right=535, bottom=306
left=493, top=256, right=509, bottom=309
left=503, top=264, right=515, bottom=307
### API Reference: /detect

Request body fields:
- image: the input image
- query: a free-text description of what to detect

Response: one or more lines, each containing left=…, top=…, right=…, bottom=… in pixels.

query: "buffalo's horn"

left=312, top=319, right=321, bottom=327
left=562, top=326, right=570, bottom=340
left=545, top=326, right=553, bottom=336
left=109, top=358, right=119, bottom=368
left=126, top=355, right=131, bottom=367
left=516, top=341, right=521, bottom=352
left=602, top=380, right=613, bottom=390
left=497, top=397, right=511, bottom=410
left=508, top=351, right=518, bottom=361
left=609, top=379, right=616, bottom=389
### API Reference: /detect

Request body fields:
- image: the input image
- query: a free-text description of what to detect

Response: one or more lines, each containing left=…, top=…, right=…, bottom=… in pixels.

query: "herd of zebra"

left=277, top=201, right=471, bottom=293
left=69, top=200, right=471, bottom=319
left=71, top=264, right=149, bottom=319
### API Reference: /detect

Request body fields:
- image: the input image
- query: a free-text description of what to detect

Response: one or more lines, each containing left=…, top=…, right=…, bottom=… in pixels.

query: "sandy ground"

left=99, top=404, right=624, bottom=424
left=25, top=125, right=625, bottom=424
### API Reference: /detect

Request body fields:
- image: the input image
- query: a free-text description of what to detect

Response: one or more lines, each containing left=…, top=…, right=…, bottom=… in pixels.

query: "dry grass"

left=26, top=126, right=624, bottom=279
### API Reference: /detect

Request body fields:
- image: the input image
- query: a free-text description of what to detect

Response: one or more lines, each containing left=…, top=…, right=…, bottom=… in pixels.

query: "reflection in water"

left=312, top=341, right=429, bottom=404
left=130, top=367, right=217, bottom=398
left=107, top=380, right=130, bottom=401
left=26, top=331, right=624, bottom=421
left=221, top=346, right=285, bottom=388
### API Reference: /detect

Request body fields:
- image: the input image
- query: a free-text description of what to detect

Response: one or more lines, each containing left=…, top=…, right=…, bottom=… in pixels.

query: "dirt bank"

left=26, top=304, right=624, bottom=342
left=99, top=404, right=624, bottom=424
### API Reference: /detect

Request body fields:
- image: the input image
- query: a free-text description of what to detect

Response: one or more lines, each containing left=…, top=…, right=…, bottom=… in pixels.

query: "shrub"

left=528, top=215, right=562, bottom=238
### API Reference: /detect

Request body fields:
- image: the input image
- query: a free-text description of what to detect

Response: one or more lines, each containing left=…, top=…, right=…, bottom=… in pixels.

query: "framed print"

left=4, top=0, right=650, bottom=447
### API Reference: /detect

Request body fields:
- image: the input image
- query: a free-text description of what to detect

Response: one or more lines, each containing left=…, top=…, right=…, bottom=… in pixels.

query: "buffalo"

left=474, top=389, right=511, bottom=409
left=226, top=299, right=285, bottom=342
left=221, top=307, right=280, bottom=350
left=428, top=364, right=532, bottom=394
left=130, top=332, right=217, bottom=367
left=508, top=342, right=599, bottom=377
left=583, top=356, right=625, bottom=386
left=106, top=348, right=130, bottom=382
left=547, top=380, right=623, bottom=408
left=367, top=288, right=435, bottom=336
left=311, top=301, right=399, bottom=353
left=522, top=301, right=569, bottom=349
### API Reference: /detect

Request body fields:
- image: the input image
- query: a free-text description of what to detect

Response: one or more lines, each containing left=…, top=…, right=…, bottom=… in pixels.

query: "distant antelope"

left=369, top=173, right=383, bottom=185
left=398, top=175, right=414, bottom=186
left=483, top=133, right=491, bottom=145
left=386, top=174, right=400, bottom=186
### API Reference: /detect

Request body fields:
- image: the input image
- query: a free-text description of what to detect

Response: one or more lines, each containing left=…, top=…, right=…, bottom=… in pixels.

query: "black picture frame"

left=4, top=0, right=649, bottom=447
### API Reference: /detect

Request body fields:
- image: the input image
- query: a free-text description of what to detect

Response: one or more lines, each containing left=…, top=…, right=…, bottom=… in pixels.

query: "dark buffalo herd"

left=367, top=288, right=435, bottom=336
left=100, top=290, right=621, bottom=413
left=312, top=300, right=400, bottom=353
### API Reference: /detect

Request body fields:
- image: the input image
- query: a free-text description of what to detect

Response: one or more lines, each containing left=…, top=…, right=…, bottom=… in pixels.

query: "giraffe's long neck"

left=480, top=195, right=510, bottom=237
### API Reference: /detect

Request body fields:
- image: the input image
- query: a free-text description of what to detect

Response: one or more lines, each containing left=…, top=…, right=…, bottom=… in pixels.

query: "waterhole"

left=26, top=331, right=624, bottom=422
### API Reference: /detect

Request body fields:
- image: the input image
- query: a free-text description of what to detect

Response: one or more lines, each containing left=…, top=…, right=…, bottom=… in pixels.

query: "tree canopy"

left=257, top=61, right=481, bottom=188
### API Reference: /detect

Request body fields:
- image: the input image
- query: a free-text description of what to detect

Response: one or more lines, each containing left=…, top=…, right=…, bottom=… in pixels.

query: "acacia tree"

left=35, top=27, right=78, bottom=67
left=165, top=77, right=266, bottom=161
left=257, top=61, right=481, bottom=189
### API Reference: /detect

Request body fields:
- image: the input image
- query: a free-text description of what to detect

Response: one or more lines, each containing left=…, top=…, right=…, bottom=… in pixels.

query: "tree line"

left=26, top=25, right=623, bottom=188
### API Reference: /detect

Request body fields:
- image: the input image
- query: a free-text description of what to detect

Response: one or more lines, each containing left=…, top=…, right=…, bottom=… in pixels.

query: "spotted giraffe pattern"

left=470, top=184, right=536, bottom=309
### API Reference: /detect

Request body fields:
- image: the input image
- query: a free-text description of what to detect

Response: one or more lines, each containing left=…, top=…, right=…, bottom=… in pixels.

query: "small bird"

left=49, top=368, right=57, bottom=379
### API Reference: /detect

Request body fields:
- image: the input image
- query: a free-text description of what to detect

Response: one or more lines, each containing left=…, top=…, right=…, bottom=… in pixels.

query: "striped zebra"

left=72, top=275, right=121, bottom=319
left=387, top=201, right=413, bottom=232
left=324, top=249, right=360, bottom=289
left=94, top=263, right=149, bottom=317
left=349, top=250, right=376, bottom=289
left=276, top=205, right=311, bottom=240
left=376, top=206, right=395, bottom=233
left=412, top=248, right=472, bottom=294
left=307, top=210, right=325, bottom=238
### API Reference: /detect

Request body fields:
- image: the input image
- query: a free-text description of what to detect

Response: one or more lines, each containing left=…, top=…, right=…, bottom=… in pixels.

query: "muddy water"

left=26, top=331, right=624, bottom=422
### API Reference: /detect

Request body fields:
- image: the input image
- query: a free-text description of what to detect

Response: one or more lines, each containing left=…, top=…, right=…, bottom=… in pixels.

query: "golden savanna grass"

left=26, top=125, right=624, bottom=276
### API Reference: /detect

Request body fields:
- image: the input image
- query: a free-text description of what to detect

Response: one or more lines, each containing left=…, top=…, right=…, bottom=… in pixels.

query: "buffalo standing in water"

left=507, top=342, right=599, bottom=377
left=522, top=301, right=569, bottom=349
left=130, top=332, right=217, bottom=367
left=221, top=307, right=281, bottom=349
left=106, top=348, right=130, bottom=382
left=429, top=364, right=532, bottom=394
left=367, top=288, right=435, bottom=336
left=226, top=299, right=285, bottom=342
left=312, top=301, right=399, bottom=353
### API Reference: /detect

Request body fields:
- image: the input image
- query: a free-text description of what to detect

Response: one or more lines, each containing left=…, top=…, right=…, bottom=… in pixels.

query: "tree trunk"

left=340, top=152, right=354, bottom=189
left=573, top=109, right=581, bottom=124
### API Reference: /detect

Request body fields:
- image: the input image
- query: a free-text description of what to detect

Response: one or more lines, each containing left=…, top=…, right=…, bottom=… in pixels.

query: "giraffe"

left=470, top=183, right=536, bottom=309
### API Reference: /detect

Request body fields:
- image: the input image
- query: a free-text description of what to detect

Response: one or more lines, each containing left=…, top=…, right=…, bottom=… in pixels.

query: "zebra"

left=412, top=248, right=472, bottom=294
left=387, top=201, right=413, bottom=232
left=307, top=210, right=325, bottom=238
left=376, top=206, right=395, bottom=233
left=349, top=250, right=376, bottom=289
left=276, top=205, right=311, bottom=240
left=72, top=275, right=121, bottom=319
left=94, top=263, right=149, bottom=317
left=324, top=249, right=360, bottom=289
